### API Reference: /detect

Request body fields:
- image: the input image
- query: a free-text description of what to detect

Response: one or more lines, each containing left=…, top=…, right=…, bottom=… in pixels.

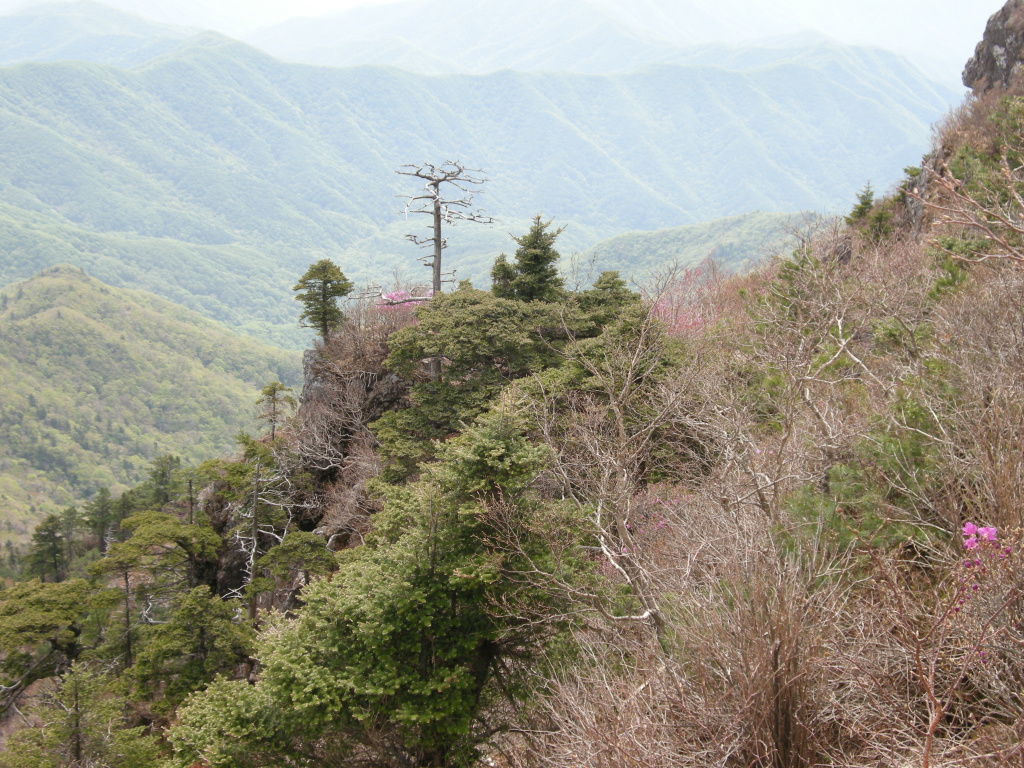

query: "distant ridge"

left=0, top=1, right=192, bottom=66
left=0, top=19, right=951, bottom=343
left=576, top=211, right=813, bottom=279
left=244, top=0, right=934, bottom=80
left=0, top=265, right=300, bottom=540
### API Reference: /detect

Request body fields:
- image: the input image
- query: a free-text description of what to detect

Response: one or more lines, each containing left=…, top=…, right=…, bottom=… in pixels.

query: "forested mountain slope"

left=0, top=1, right=191, bottom=67
left=2, top=3, right=1024, bottom=765
left=577, top=210, right=812, bottom=276
left=0, top=33, right=949, bottom=343
left=0, top=265, right=300, bottom=541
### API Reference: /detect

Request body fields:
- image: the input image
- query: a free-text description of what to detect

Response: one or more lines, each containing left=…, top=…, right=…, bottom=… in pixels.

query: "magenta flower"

left=964, top=538, right=979, bottom=550
left=978, top=526, right=998, bottom=542
left=962, top=522, right=978, bottom=537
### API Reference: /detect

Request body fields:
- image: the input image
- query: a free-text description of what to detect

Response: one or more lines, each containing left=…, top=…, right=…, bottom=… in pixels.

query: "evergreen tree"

left=374, top=285, right=561, bottom=479
left=84, top=488, right=114, bottom=553
left=0, top=579, right=92, bottom=714
left=147, top=454, right=182, bottom=508
left=255, top=381, right=295, bottom=441
left=170, top=412, right=584, bottom=767
left=114, top=490, right=137, bottom=536
left=490, top=215, right=565, bottom=302
left=26, top=514, right=66, bottom=582
left=58, top=505, right=81, bottom=565
left=0, top=663, right=162, bottom=768
left=293, top=259, right=354, bottom=341
left=88, top=541, right=143, bottom=666
left=129, top=586, right=253, bottom=711
left=845, top=182, right=875, bottom=224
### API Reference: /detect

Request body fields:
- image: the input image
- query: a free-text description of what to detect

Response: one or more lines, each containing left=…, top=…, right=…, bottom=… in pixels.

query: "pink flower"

left=978, top=526, right=998, bottom=542
left=962, top=522, right=978, bottom=537
left=964, top=537, right=979, bottom=550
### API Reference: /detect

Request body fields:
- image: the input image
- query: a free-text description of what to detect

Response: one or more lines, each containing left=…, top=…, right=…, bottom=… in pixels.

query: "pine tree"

left=293, top=259, right=354, bottom=341
left=490, top=215, right=565, bottom=302
left=256, top=381, right=296, bottom=441
left=845, top=182, right=875, bottom=224
left=84, top=488, right=114, bottom=553
left=26, top=514, right=66, bottom=582
left=147, top=454, right=182, bottom=508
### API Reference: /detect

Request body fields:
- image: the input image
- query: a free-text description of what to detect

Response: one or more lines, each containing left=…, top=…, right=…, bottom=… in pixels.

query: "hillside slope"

left=0, top=1, right=191, bottom=67
left=0, top=35, right=950, bottom=343
left=577, top=210, right=813, bottom=277
left=0, top=265, right=300, bottom=541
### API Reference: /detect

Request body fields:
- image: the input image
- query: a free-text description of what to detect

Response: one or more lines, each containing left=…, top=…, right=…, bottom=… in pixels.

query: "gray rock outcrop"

left=964, top=0, right=1024, bottom=91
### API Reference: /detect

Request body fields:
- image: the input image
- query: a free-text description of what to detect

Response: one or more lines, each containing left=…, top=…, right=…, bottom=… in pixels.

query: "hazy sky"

left=185, top=0, right=1007, bottom=43
left=0, top=0, right=1008, bottom=85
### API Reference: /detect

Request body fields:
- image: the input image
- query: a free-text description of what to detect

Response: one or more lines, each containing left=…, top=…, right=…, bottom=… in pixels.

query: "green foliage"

left=129, top=586, right=253, bottom=711
left=579, top=211, right=814, bottom=277
left=255, top=381, right=295, bottom=441
left=375, top=285, right=563, bottom=479
left=782, top=473, right=930, bottom=557
left=845, top=182, right=895, bottom=242
left=113, top=511, right=222, bottom=591
left=0, top=37, right=948, bottom=345
left=83, top=487, right=114, bottom=552
left=0, top=663, right=166, bottom=768
left=845, top=182, right=876, bottom=224
left=927, top=238, right=977, bottom=299
left=170, top=412, right=583, bottom=767
left=25, top=513, right=68, bottom=582
left=574, top=270, right=642, bottom=327
left=0, top=266, right=300, bottom=540
left=145, top=454, right=182, bottom=509
left=0, top=579, right=92, bottom=711
left=255, top=530, right=336, bottom=583
left=491, top=215, right=565, bottom=302
left=293, top=259, right=354, bottom=341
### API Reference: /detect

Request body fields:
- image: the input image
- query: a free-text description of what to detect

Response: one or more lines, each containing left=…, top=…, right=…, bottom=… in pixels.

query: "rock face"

left=964, top=0, right=1024, bottom=91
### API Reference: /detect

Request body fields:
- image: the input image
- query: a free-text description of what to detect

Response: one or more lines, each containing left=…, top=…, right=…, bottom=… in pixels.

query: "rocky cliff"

left=964, top=0, right=1024, bottom=91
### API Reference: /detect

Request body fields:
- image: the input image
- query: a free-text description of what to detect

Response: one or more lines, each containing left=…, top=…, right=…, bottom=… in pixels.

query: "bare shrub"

left=291, top=296, right=418, bottom=541
left=924, top=266, right=1024, bottom=532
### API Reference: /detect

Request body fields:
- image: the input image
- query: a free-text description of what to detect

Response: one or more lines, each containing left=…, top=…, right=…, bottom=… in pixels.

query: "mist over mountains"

left=0, top=1, right=192, bottom=67
left=0, top=2, right=955, bottom=345
left=244, top=0, right=795, bottom=74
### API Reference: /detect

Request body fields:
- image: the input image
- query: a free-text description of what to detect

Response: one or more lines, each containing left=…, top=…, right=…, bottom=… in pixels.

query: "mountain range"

left=0, top=0, right=192, bottom=67
left=0, top=3, right=954, bottom=344
left=0, top=0, right=939, bottom=531
left=244, top=0, right=794, bottom=75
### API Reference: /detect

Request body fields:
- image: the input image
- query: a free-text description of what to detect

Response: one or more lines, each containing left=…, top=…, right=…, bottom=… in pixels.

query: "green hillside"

left=0, top=1, right=191, bottom=67
left=0, top=34, right=949, bottom=343
left=576, top=210, right=814, bottom=277
left=0, top=264, right=300, bottom=541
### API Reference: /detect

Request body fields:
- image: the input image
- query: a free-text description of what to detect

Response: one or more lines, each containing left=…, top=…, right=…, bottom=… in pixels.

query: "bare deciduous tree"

left=397, top=161, right=494, bottom=294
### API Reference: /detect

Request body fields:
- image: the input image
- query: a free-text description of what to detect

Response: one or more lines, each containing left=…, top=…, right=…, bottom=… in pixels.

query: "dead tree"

left=397, top=161, right=494, bottom=294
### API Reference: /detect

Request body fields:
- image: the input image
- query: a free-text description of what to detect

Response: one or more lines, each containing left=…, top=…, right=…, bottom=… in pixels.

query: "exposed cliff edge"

left=964, top=0, right=1024, bottom=91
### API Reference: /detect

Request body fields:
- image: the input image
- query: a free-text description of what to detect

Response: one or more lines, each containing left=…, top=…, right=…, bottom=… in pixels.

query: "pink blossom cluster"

left=962, top=522, right=998, bottom=551
left=652, top=302, right=707, bottom=337
left=955, top=522, right=1013, bottom=616
left=378, top=290, right=432, bottom=309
